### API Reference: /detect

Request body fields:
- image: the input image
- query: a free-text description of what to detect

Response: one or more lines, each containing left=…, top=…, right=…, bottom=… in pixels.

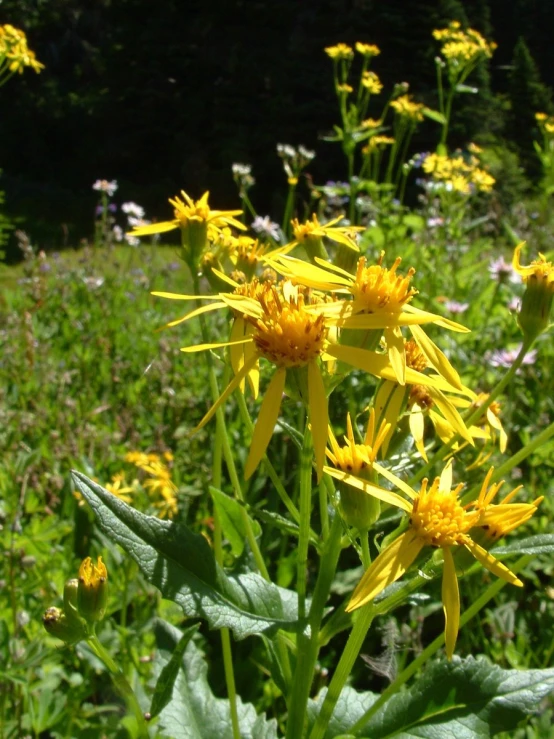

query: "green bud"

left=77, top=556, right=108, bottom=623
left=513, top=243, right=554, bottom=341
left=338, top=480, right=380, bottom=532
left=43, top=606, right=86, bottom=644
left=63, top=578, right=82, bottom=624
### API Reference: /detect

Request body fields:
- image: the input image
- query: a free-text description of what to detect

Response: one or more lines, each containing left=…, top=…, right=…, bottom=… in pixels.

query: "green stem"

left=87, top=633, right=149, bottom=738
left=360, top=532, right=371, bottom=568
left=282, top=184, right=297, bottom=238
left=285, top=511, right=344, bottom=739
left=308, top=604, right=375, bottom=739
left=409, top=337, right=535, bottom=485
left=349, top=554, right=533, bottom=735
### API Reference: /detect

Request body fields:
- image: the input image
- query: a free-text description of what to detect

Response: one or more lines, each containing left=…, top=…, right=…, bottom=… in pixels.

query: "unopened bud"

left=77, top=556, right=108, bottom=623
left=43, top=606, right=86, bottom=644
left=513, top=243, right=554, bottom=341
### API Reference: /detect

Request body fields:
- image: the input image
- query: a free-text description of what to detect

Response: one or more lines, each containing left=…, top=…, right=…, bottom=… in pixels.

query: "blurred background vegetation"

left=1, top=0, right=553, bottom=258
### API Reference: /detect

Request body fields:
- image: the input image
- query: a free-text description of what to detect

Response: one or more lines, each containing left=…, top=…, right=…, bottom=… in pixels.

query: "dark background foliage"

left=1, top=0, right=553, bottom=255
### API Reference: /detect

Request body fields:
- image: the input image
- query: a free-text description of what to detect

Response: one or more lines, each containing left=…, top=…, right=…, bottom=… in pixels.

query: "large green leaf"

left=492, top=533, right=554, bottom=556
left=307, top=686, right=378, bottom=739
left=309, top=657, right=554, bottom=738
left=72, top=472, right=300, bottom=640
left=208, top=486, right=261, bottom=557
left=154, top=620, right=278, bottom=739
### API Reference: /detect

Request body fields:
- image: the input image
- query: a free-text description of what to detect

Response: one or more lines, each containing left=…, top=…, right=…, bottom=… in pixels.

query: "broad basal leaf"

left=72, top=471, right=300, bottom=640
left=154, top=620, right=278, bottom=739
left=209, top=486, right=261, bottom=557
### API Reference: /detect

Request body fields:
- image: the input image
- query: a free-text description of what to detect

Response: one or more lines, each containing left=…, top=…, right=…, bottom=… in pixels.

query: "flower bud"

left=513, top=243, right=554, bottom=341
left=63, top=578, right=81, bottom=624
left=338, top=480, right=380, bottom=531
left=43, top=606, right=86, bottom=644
left=77, top=556, right=108, bottom=623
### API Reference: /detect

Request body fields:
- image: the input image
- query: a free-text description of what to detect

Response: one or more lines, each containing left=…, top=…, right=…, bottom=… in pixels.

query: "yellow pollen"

left=411, top=478, right=469, bottom=547
left=405, top=339, right=428, bottom=372
left=351, top=253, right=417, bottom=314
left=410, top=384, right=433, bottom=409
left=252, top=287, right=327, bottom=368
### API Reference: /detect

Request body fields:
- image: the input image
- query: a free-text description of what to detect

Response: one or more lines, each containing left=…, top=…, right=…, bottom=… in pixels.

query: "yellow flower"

left=337, top=83, right=354, bottom=94
left=0, top=24, right=44, bottom=75
left=433, top=22, right=496, bottom=71
left=270, top=214, right=363, bottom=262
left=355, top=42, right=380, bottom=57
left=361, top=71, right=383, bottom=94
left=325, top=43, right=354, bottom=60
left=267, top=252, right=469, bottom=386
left=78, top=556, right=108, bottom=623
left=105, top=473, right=135, bottom=504
left=182, top=282, right=330, bottom=480
left=362, top=135, right=395, bottom=154
left=390, top=95, right=425, bottom=122
left=341, top=463, right=537, bottom=659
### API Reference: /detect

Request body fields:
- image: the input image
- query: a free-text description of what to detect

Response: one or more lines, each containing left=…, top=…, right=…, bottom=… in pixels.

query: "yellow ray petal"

left=194, top=356, right=258, bottom=431
left=371, top=460, right=417, bottom=499
left=409, top=406, right=428, bottom=461
left=152, top=292, right=224, bottom=301
left=440, top=459, right=454, bottom=491
left=180, top=336, right=252, bottom=353
left=165, top=301, right=227, bottom=328
left=244, top=367, right=286, bottom=479
left=384, top=326, right=406, bottom=385
left=346, top=531, right=423, bottom=611
left=229, top=317, right=247, bottom=389
left=128, top=221, right=179, bottom=236
left=442, top=547, right=460, bottom=660
left=308, top=361, right=328, bottom=481
left=324, top=467, right=413, bottom=512
left=374, top=381, right=406, bottom=456
left=402, top=304, right=470, bottom=332
left=429, top=388, right=474, bottom=445
left=409, top=324, right=462, bottom=390
left=268, top=255, right=351, bottom=289
left=210, top=267, right=240, bottom=288
left=314, top=258, right=359, bottom=279
left=463, top=539, right=523, bottom=586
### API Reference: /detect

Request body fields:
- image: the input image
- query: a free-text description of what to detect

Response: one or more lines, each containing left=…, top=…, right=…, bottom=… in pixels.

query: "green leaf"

left=401, top=214, right=425, bottom=232
left=422, top=108, right=447, bottom=124
left=154, top=620, right=279, bottom=739
left=72, top=471, right=301, bottom=640
left=308, top=686, right=378, bottom=739
left=357, top=656, right=554, bottom=738
left=150, top=623, right=200, bottom=719
left=209, top=486, right=261, bottom=557
left=493, top=533, right=554, bottom=556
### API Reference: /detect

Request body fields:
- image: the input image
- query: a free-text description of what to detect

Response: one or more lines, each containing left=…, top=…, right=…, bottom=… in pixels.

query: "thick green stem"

left=86, top=634, right=149, bottom=738
left=285, top=511, right=344, bottom=739
left=309, top=604, right=375, bottom=739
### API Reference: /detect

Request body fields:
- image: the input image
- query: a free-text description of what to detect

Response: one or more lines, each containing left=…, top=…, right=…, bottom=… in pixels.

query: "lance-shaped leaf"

left=72, top=472, right=300, bottom=640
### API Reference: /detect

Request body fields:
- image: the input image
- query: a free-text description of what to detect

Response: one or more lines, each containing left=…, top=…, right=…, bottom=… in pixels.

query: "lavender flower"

left=488, top=256, right=520, bottom=284
left=444, top=300, right=469, bottom=314
left=488, top=345, right=537, bottom=370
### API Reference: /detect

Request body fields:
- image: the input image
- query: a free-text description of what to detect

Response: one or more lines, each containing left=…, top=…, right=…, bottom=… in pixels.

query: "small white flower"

left=298, top=145, right=316, bottom=161
left=121, top=201, right=145, bottom=219
left=92, top=179, right=118, bottom=196
left=113, top=225, right=124, bottom=242
left=232, top=163, right=252, bottom=177
left=488, top=256, right=520, bottom=284
left=277, top=143, right=296, bottom=159
left=127, top=216, right=151, bottom=228
left=125, top=235, right=141, bottom=247
left=443, top=300, right=469, bottom=314
left=251, top=215, right=281, bottom=241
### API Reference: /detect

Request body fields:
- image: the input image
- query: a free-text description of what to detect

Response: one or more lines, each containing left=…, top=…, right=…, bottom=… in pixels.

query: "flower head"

left=390, top=95, right=425, bottom=122
left=341, top=463, right=537, bottom=658
left=512, top=243, right=554, bottom=340
left=77, top=556, right=108, bottom=623
left=0, top=24, right=44, bottom=75
left=355, top=42, right=380, bottom=58
left=325, top=43, right=354, bottom=60
left=93, top=179, right=118, bottom=196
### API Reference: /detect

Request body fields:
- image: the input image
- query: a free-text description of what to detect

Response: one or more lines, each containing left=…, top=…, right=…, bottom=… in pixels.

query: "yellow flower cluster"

left=125, top=451, right=178, bottom=519
left=361, top=70, right=383, bottom=94
left=433, top=21, right=496, bottom=69
left=390, top=95, right=425, bottom=122
left=325, top=42, right=381, bottom=61
left=535, top=111, right=554, bottom=136
left=0, top=24, right=44, bottom=75
left=423, top=150, right=495, bottom=194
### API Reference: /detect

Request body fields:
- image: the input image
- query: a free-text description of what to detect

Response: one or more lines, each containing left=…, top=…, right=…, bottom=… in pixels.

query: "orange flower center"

left=405, top=339, right=428, bottom=372
left=351, top=254, right=417, bottom=314
left=411, top=478, right=473, bottom=547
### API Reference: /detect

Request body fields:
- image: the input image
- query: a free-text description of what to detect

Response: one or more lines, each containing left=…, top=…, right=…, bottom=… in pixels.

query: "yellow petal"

left=409, top=406, right=428, bottom=461
left=128, top=220, right=179, bottom=236
left=151, top=292, right=223, bottom=301
left=180, top=336, right=252, bottom=353
left=244, top=367, right=286, bottom=479
left=324, top=467, right=413, bottom=512
left=229, top=317, right=247, bottom=390
left=374, top=381, right=407, bottom=457
left=409, top=324, right=462, bottom=390
left=440, top=459, right=454, bottom=491
left=403, top=304, right=470, bottom=333
left=442, top=547, right=460, bottom=660
left=268, top=255, right=351, bottom=289
left=166, top=301, right=227, bottom=328
left=194, top=356, right=258, bottom=431
left=463, top=539, right=523, bottom=586
left=371, top=461, right=417, bottom=500
left=308, top=361, right=328, bottom=481
left=429, top=388, right=474, bottom=445
left=384, top=326, right=406, bottom=386
left=346, top=531, right=423, bottom=611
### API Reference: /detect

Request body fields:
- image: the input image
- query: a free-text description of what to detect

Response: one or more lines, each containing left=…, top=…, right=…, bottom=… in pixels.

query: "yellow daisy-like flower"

left=340, top=463, right=538, bottom=658
left=325, top=43, right=354, bottom=60
left=267, top=252, right=469, bottom=386
left=355, top=42, right=381, bottom=58
left=362, top=135, right=395, bottom=155
left=182, top=282, right=330, bottom=480
left=433, top=22, right=496, bottom=70
left=270, top=214, right=363, bottom=262
left=0, top=24, right=44, bottom=75
left=105, top=473, right=135, bottom=504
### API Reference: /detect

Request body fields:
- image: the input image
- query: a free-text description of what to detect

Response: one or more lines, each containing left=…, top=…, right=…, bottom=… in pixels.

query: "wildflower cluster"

left=0, top=24, right=43, bottom=82
left=422, top=147, right=495, bottom=195
left=433, top=21, right=496, bottom=76
left=125, top=451, right=179, bottom=518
